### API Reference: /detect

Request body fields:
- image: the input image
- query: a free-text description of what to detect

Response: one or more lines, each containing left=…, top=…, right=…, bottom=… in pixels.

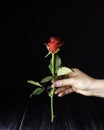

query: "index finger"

left=52, top=78, right=74, bottom=87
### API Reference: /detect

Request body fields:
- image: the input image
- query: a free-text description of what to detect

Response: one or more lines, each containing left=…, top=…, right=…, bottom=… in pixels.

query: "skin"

left=52, top=68, right=104, bottom=98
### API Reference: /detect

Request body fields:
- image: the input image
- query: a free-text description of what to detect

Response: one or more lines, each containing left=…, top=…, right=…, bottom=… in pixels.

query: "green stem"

left=52, top=53, right=55, bottom=76
left=51, top=53, right=55, bottom=123
left=51, top=88, right=55, bottom=123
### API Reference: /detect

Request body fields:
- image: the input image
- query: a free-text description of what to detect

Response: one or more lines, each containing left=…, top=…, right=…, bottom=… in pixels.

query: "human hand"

left=52, top=68, right=104, bottom=98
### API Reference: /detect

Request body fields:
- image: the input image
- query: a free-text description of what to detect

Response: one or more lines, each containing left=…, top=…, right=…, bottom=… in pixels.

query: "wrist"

left=91, top=79, right=104, bottom=98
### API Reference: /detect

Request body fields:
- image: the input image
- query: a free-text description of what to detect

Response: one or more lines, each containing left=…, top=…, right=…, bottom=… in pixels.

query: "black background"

left=1, top=0, right=104, bottom=101
left=0, top=1, right=104, bottom=129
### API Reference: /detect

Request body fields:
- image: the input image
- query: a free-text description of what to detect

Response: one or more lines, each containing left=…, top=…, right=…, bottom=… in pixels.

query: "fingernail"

left=55, top=91, right=58, bottom=94
left=58, top=93, right=62, bottom=97
left=53, top=81, right=59, bottom=87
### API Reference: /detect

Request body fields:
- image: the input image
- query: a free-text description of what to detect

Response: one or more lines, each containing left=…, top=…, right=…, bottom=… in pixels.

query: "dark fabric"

left=0, top=93, right=104, bottom=130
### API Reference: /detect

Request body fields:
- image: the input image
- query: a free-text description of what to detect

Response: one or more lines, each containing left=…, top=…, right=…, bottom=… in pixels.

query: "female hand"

left=52, top=68, right=104, bottom=98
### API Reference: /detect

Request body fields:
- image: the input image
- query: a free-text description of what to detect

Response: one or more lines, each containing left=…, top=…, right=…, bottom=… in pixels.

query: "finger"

left=71, top=68, right=79, bottom=72
left=55, top=86, right=71, bottom=94
left=57, top=88, right=74, bottom=97
left=54, top=71, right=74, bottom=81
left=68, top=71, right=76, bottom=78
left=72, top=87, right=77, bottom=92
left=52, top=78, right=74, bottom=87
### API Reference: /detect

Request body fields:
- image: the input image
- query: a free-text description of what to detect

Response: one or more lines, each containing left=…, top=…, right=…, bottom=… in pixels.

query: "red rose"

left=47, top=37, right=63, bottom=53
